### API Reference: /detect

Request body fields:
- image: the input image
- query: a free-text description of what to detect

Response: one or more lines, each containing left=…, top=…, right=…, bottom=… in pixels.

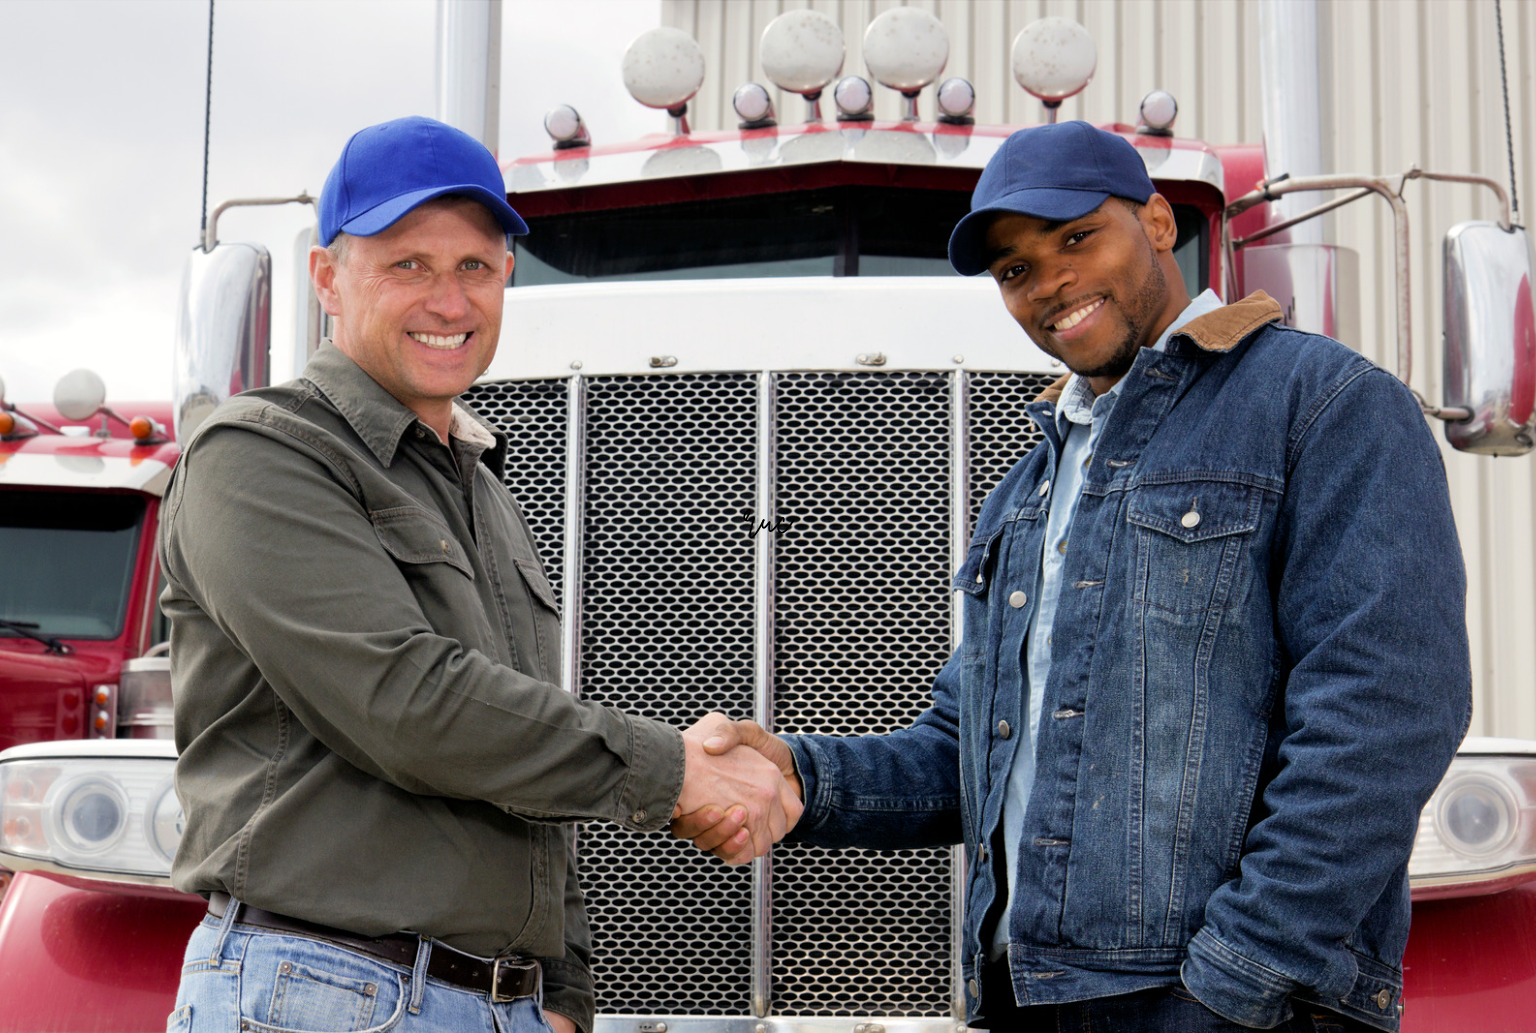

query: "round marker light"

left=760, top=9, right=845, bottom=95
left=863, top=7, right=949, bottom=94
left=129, top=415, right=155, bottom=441
left=1139, top=89, right=1178, bottom=135
left=936, top=77, right=976, bottom=124
left=1437, top=774, right=1519, bottom=857
left=543, top=105, right=590, bottom=149
left=833, top=75, right=874, bottom=121
left=54, top=778, right=127, bottom=856
left=0, top=412, right=12, bottom=436
left=622, top=27, right=706, bottom=111
left=1012, top=17, right=1097, bottom=121
left=54, top=369, right=107, bottom=422
left=732, top=83, right=776, bottom=127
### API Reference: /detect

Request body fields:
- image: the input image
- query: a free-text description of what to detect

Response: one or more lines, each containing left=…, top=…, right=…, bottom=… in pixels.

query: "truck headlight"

left=1410, top=744, right=1536, bottom=898
left=0, top=740, right=179, bottom=885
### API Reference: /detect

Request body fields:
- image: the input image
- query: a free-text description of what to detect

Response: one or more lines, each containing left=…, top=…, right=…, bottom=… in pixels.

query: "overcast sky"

left=0, top=0, right=661, bottom=405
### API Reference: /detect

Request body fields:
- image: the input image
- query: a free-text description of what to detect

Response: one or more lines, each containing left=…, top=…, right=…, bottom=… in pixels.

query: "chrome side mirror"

left=174, top=243, right=271, bottom=444
left=1443, top=222, right=1536, bottom=455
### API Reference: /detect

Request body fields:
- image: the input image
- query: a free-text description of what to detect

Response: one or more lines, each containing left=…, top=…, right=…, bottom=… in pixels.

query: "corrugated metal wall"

left=661, top=0, right=1536, bottom=739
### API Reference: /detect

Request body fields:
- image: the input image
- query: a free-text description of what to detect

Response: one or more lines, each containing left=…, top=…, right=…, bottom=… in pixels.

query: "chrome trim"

left=948, top=368, right=968, bottom=1021
left=1442, top=222, right=1535, bottom=454
left=203, top=193, right=315, bottom=254
left=592, top=1021, right=967, bottom=1033
left=561, top=375, right=586, bottom=695
left=752, top=371, right=776, bottom=1018
left=507, top=128, right=1223, bottom=197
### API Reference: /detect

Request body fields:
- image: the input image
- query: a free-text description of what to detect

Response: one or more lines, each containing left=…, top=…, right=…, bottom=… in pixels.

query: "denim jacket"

left=782, top=293, right=1471, bottom=1031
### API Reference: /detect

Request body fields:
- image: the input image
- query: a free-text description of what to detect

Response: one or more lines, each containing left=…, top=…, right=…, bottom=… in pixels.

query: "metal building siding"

left=662, top=0, right=1536, bottom=739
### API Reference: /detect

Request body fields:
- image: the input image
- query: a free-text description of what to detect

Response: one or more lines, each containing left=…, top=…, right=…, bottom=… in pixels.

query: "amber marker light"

left=0, top=412, right=13, bottom=436
left=130, top=416, right=154, bottom=441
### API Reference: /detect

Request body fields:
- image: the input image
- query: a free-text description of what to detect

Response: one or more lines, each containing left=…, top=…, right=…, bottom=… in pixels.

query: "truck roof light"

left=622, top=27, right=705, bottom=135
left=543, top=105, right=590, bottom=150
left=1139, top=90, right=1179, bottom=136
left=732, top=83, right=776, bottom=129
left=862, top=7, right=949, bottom=122
left=936, top=77, right=976, bottom=125
left=760, top=9, right=844, bottom=123
left=53, top=369, right=107, bottom=423
left=833, top=76, right=875, bottom=122
left=1012, top=17, right=1097, bottom=123
left=1409, top=751, right=1536, bottom=899
left=0, top=411, right=12, bottom=436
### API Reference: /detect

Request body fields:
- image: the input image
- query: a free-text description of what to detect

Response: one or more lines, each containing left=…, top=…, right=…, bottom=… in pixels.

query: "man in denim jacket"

left=675, top=122, right=1471, bottom=1031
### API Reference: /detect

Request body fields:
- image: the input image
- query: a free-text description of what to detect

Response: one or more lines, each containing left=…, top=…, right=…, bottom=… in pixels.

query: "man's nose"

left=424, top=272, right=472, bottom=320
left=1026, top=260, right=1075, bottom=305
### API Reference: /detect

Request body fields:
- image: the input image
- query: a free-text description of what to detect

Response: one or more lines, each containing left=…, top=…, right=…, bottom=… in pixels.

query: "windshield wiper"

left=0, top=619, right=73, bottom=655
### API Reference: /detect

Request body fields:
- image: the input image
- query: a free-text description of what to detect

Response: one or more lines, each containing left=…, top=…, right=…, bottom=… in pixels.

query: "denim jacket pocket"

left=952, top=527, right=1005, bottom=597
left=371, top=507, right=475, bottom=580
left=1126, top=480, right=1261, bottom=616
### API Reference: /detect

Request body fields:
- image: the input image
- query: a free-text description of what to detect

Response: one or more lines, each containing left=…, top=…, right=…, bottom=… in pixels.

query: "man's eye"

left=999, top=263, right=1028, bottom=283
left=1066, top=230, right=1091, bottom=246
left=395, top=260, right=417, bottom=270
left=462, top=260, right=484, bottom=271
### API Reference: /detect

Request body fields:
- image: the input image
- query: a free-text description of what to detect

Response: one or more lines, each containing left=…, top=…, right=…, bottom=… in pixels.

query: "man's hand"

left=672, top=713, right=803, bottom=864
left=671, top=716, right=803, bottom=864
left=542, top=1011, right=577, bottom=1033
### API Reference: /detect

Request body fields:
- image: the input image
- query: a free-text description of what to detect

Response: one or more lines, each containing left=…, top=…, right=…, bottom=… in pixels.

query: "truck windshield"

left=514, top=186, right=1209, bottom=297
left=0, top=491, right=145, bottom=640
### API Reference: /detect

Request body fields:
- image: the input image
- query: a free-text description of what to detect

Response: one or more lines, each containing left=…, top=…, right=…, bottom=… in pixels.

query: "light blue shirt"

left=990, top=290, right=1224, bottom=959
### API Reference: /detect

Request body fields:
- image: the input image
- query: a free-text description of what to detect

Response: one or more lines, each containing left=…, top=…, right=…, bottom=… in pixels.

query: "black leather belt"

left=207, top=893, right=540, bottom=1002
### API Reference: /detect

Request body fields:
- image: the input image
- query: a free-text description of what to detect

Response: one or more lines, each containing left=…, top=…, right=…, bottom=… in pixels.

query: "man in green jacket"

left=161, top=116, right=798, bottom=1033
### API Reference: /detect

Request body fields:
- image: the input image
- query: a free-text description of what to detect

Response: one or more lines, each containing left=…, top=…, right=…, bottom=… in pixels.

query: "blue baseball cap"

left=319, top=116, right=528, bottom=247
left=948, top=121, right=1154, bottom=276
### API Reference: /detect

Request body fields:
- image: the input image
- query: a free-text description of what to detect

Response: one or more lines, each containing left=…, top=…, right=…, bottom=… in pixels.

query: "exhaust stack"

left=435, top=0, right=502, bottom=154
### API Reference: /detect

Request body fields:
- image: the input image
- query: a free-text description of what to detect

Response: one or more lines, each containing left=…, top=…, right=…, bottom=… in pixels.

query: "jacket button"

left=967, top=978, right=979, bottom=997
left=1375, top=989, right=1392, bottom=1010
left=1009, top=591, right=1027, bottom=608
left=440, top=539, right=449, bottom=552
left=631, top=809, right=647, bottom=824
left=1181, top=508, right=1201, bottom=529
left=1038, top=480, right=1050, bottom=497
left=977, top=844, right=988, bottom=863
left=997, top=720, right=1011, bottom=739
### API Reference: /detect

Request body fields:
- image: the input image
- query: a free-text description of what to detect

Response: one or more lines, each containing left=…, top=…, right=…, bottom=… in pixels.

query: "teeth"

left=409, top=332, right=469, bottom=349
left=1053, top=298, right=1104, bottom=332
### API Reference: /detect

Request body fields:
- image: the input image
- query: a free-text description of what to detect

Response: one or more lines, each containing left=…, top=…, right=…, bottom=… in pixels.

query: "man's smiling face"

left=983, top=195, right=1186, bottom=391
left=312, top=196, right=514, bottom=428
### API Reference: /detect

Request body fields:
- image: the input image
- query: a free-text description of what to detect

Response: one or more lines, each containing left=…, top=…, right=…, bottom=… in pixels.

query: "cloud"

left=0, top=0, right=660, bottom=403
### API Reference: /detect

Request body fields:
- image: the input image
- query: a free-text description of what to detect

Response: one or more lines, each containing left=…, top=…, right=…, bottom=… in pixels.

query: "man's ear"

left=310, top=245, right=343, bottom=318
left=1141, top=194, right=1180, bottom=254
left=504, top=249, right=515, bottom=283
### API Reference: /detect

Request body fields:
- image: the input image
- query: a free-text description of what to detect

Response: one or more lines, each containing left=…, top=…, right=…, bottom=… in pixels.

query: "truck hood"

left=0, top=649, right=88, bottom=749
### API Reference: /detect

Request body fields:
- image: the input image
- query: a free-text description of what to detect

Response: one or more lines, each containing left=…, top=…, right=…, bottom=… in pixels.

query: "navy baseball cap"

left=948, top=121, right=1154, bottom=276
left=319, top=116, right=528, bottom=247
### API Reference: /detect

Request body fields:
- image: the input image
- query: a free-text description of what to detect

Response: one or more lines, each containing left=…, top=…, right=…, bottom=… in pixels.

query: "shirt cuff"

left=780, top=734, right=819, bottom=840
left=1181, top=927, right=1297, bottom=1029
left=615, top=714, right=685, bottom=832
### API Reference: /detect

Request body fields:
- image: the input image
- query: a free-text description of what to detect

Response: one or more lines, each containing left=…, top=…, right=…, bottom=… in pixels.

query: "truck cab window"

left=514, top=186, right=1208, bottom=297
left=0, top=491, right=145, bottom=640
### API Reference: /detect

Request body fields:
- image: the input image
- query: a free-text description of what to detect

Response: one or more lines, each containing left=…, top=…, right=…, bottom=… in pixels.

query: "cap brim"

left=338, top=183, right=529, bottom=241
left=947, top=188, right=1111, bottom=276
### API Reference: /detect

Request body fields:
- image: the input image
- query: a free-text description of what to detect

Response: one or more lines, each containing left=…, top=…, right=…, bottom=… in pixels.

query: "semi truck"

left=0, top=10, right=1532, bottom=1032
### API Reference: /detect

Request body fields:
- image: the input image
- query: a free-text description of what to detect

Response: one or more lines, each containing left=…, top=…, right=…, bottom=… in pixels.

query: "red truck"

left=1, top=10, right=1533, bottom=1032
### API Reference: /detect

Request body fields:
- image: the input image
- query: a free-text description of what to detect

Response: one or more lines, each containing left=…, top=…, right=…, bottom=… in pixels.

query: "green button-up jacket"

left=160, top=345, right=686, bottom=1032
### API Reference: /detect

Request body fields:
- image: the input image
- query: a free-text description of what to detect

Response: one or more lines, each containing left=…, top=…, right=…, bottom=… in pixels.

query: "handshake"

left=670, top=713, right=803, bottom=865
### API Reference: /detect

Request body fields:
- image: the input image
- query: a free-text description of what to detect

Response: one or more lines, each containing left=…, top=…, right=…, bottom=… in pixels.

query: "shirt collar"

left=1054, top=289, right=1225, bottom=429
left=300, top=342, right=502, bottom=467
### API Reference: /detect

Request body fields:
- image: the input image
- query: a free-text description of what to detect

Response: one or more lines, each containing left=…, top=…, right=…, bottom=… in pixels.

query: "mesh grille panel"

left=771, top=371, right=954, bottom=1016
left=576, top=374, right=759, bottom=1015
left=463, top=379, right=569, bottom=603
left=965, top=372, right=1060, bottom=539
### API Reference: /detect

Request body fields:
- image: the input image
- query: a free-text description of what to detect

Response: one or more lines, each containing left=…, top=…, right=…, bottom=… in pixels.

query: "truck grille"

left=465, top=369, right=1054, bottom=1021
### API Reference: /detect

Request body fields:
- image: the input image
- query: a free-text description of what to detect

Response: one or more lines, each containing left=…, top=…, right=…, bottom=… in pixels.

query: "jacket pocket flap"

left=952, top=528, right=1005, bottom=595
left=371, top=507, right=474, bottom=579
left=514, top=557, right=560, bottom=611
left=1126, top=481, right=1261, bottom=543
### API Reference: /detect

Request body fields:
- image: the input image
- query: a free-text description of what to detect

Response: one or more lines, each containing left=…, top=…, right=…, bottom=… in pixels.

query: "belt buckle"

left=490, top=955, right=537, bottom=1003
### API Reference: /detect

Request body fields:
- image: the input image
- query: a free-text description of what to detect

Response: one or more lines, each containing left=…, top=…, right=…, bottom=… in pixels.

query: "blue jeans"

left=168, top=907, right=558, bottom=1033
